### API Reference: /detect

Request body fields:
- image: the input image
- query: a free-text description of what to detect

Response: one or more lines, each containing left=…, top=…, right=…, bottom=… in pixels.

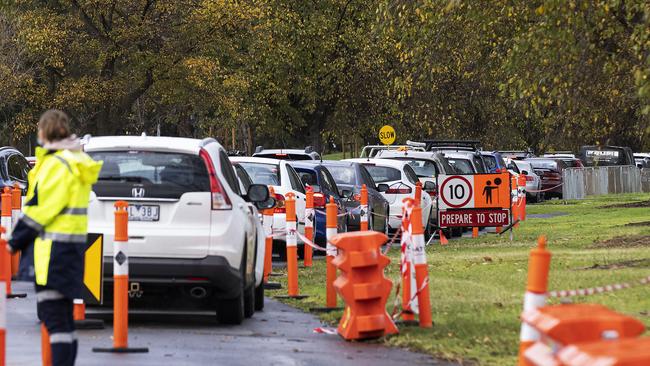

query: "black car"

left=0, top=147, right=30, bottom=189
left=579, top=145, right=635, bottom=167
left=315, top=161, right=390, bottom=233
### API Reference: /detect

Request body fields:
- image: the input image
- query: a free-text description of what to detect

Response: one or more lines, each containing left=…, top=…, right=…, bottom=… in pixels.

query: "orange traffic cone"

left=410, top=206, right=432, bottom=328
left=439, top=229, right=449, bottom=245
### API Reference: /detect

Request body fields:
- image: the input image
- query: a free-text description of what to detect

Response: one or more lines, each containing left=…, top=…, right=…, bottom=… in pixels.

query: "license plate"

left=128, top=205, right=160, bottom=222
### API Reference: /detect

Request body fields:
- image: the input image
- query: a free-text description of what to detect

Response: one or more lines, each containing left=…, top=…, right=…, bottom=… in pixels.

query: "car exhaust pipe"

left=189, top=286, right=208, bottom=299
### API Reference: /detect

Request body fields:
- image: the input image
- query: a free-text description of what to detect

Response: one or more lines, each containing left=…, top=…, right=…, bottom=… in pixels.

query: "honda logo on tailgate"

left=132, top=187, right=145, bottom=198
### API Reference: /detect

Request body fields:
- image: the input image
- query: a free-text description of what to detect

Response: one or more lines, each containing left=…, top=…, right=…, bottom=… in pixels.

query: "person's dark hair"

left=38, top=109, right=71, bottom=142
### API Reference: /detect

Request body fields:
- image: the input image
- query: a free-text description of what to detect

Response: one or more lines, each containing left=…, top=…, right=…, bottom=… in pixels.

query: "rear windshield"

left=327, top=166, right=357, bottom=186
left=399, top=159, right=438, bottom=177
left=237, top=162, right=281, bottom=185
left=562, top=159, right=582, bottom=168
left=363, top=165, right=401, bottom=183
left=254, top=153, right=314, bottom=161
left=483, top=155, right=497, bottom=171
left=88, top=151, right=210, bottom=199
left=527, top=159, right=558, bottom=170
left=447, top=158, right=474, bottom=174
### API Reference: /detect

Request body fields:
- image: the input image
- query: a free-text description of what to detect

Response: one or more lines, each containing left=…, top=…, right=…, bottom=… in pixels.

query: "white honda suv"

left=85, top=135, right=271, bottom=324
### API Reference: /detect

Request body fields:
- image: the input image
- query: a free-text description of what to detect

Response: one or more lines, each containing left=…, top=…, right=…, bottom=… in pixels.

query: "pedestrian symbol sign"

left=82, top=233, right=104, bottom=305
left=437, top=173, right=511, bottom=227
left=378, top=125, right=396, bottom=145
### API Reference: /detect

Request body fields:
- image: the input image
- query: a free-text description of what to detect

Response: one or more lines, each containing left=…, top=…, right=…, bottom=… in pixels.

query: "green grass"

left=322, top=152, right=345, bottom=160
left=268, top=193, right=650, bottom=365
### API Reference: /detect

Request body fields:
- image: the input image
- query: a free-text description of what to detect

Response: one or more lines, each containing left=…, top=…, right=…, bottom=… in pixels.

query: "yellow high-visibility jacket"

left=10, top=145, right=102, bottom=299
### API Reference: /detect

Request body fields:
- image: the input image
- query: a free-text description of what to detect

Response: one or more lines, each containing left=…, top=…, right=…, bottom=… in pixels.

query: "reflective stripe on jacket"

left=10, top=146, right=102, bottom=299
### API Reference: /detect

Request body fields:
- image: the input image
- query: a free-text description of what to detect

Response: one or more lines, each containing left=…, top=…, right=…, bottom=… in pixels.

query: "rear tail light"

left=313, top=192, right=326, bottom=208
left=273, top=193, right=286, bottom=213
left=386, top=183, right=412, bottom=194
left=525, top=175, right=534, bottom=182
left=200, top=149, right=232, bottom=210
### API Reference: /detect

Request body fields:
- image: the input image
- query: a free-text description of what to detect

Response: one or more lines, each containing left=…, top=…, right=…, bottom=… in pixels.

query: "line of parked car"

left=3, top=136, right=647, bottom=327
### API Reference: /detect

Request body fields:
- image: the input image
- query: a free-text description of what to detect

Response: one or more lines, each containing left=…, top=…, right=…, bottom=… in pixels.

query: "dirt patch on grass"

left=590, top=235, right=650, bottom=249
left=624, top=221, right=650, bottom=227
left=602, top=200, right=650, bottom=209
left=579, top=258, right=650, bottom=270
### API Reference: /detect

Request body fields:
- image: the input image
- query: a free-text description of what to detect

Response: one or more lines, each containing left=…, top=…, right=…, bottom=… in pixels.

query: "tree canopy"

left=1, top=0, right=649, bottom=154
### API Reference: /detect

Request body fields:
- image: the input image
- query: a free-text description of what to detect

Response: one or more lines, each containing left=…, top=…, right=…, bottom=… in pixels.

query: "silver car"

left=510, top=159, right=543, bottom=203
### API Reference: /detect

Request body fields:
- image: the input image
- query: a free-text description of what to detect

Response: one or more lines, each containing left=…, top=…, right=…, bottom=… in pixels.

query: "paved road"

left=7, top=281, right=449, bottom=366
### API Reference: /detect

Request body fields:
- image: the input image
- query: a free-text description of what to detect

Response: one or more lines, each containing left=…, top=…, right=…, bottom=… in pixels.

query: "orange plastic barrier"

left=523, top=304, right=646, bottom=366
left=558, top=337, right=650, bottom=366
left=410, top=205, right=432, bottom=328
left=360, top=184, right=369, bottom=231
left=331, top=231, right=398, bottom=340
left=512, top=175, right=520, bottom=228
left=400, top=198, right=414, bottom=322
left=92, top=201, right=147, bottom=353
left=72, top=298, right=103, bottom=329
left=0, top=189, right=12, bottom=297
left=472, top=227, right=479, bottom=238
left=414, top=182, right=422, bottom=205
left=0, top=234, right=5, bottom=366
left=285, top=193, right=300, bottom=297
left=518, top=175, right=527, bottom=221
left=326, top=196, right=338, bottom=308
left=40, top=323, right=51, bottom=366
left=518, top=236, right=551, bottom=366
left=304, top=187, right=314, bottom=266
left=10, top=184, right=21, bottom=278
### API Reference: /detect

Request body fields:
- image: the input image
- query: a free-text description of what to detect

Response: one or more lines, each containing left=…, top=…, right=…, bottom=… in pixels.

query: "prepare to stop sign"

left=437, top=173, right=512, bottom=228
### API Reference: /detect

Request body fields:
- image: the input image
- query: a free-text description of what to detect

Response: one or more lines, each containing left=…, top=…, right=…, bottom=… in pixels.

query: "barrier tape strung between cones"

left=548, top=275, right=650, bottom=298
left=526, top=183, right=564, bottom=193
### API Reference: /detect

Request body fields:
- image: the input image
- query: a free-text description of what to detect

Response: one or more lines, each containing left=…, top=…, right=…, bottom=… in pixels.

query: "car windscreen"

left=447, top=158, right=474, bottom=174
left=327, top=166, right=357, bottom=186
left=88, top=151, right=210, bottom=199
left=236, top=162, right=281, bottom=185
left=363, top=165, right=401, bottom=183
left=254, top=153, right=313, bottom=161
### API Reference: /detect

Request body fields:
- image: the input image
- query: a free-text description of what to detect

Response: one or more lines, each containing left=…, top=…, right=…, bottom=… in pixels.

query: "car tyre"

left=217, top=251, right=246, bottom=325
left=254, top=281, right=264, bottom=311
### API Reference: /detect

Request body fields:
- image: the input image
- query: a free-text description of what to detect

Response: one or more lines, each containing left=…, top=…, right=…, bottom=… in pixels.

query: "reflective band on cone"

left=285, top=193, right=299, bottom=297
left=360, top=184, right=369, bottom=231
left=411, top=206, right=432, bottom=328
left=517, top=236, right=551, bottom=366
left=304, top=187, right=314, bottom=267
left=326, top=197, right=337, bottom=308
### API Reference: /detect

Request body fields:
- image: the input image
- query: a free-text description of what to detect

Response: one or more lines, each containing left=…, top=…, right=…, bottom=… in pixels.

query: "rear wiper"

left=98, top=175, right=144, bottom=182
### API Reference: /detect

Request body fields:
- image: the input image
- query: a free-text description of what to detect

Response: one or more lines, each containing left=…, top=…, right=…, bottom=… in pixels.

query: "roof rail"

left=199, top=137, right=217, bottom=147
left=305, top=146, right=313, bottom=154
left=255, top=145, right=264, bottom=154
left=418, top=139, right=482, bottom=151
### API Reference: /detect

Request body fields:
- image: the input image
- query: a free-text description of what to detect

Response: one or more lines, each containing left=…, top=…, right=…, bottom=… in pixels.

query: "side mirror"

left=423, top=181, right=436, bottom=191
left=247, top=184, right=270, bottom=203
left=521, top=170, right=528, bottom=175
left=340, top=189, right=352, bottom=198
left=376, top=183, right=389, bottom=193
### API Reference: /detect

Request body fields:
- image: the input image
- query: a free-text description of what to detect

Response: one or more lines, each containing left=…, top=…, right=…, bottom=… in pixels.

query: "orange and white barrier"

left=10, top=184, right=21, bottom=278
left=304, top=187, right=314, bottom=266
left=517, top=236, right=551, bottom=365
left=93, top=201, right=147, bottom=353
left=285, top=193, right=300, bottom=297
left=399, top=199, right=415, bottom=322
left=0, top=234, right=5, bottom=366
left=409, top=205, right=432, bottom=328
left=359, top=185, right=369, bottom=231
left=1, top=189, right=12, bottom=297
left=518, top=175, right=527, bottom=221
left=326, top=196, right=338, bottom=308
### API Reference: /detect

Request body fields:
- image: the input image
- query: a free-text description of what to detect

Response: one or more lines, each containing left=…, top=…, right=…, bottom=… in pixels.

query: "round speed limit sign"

left=440, top=175, right=473, bottom=208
